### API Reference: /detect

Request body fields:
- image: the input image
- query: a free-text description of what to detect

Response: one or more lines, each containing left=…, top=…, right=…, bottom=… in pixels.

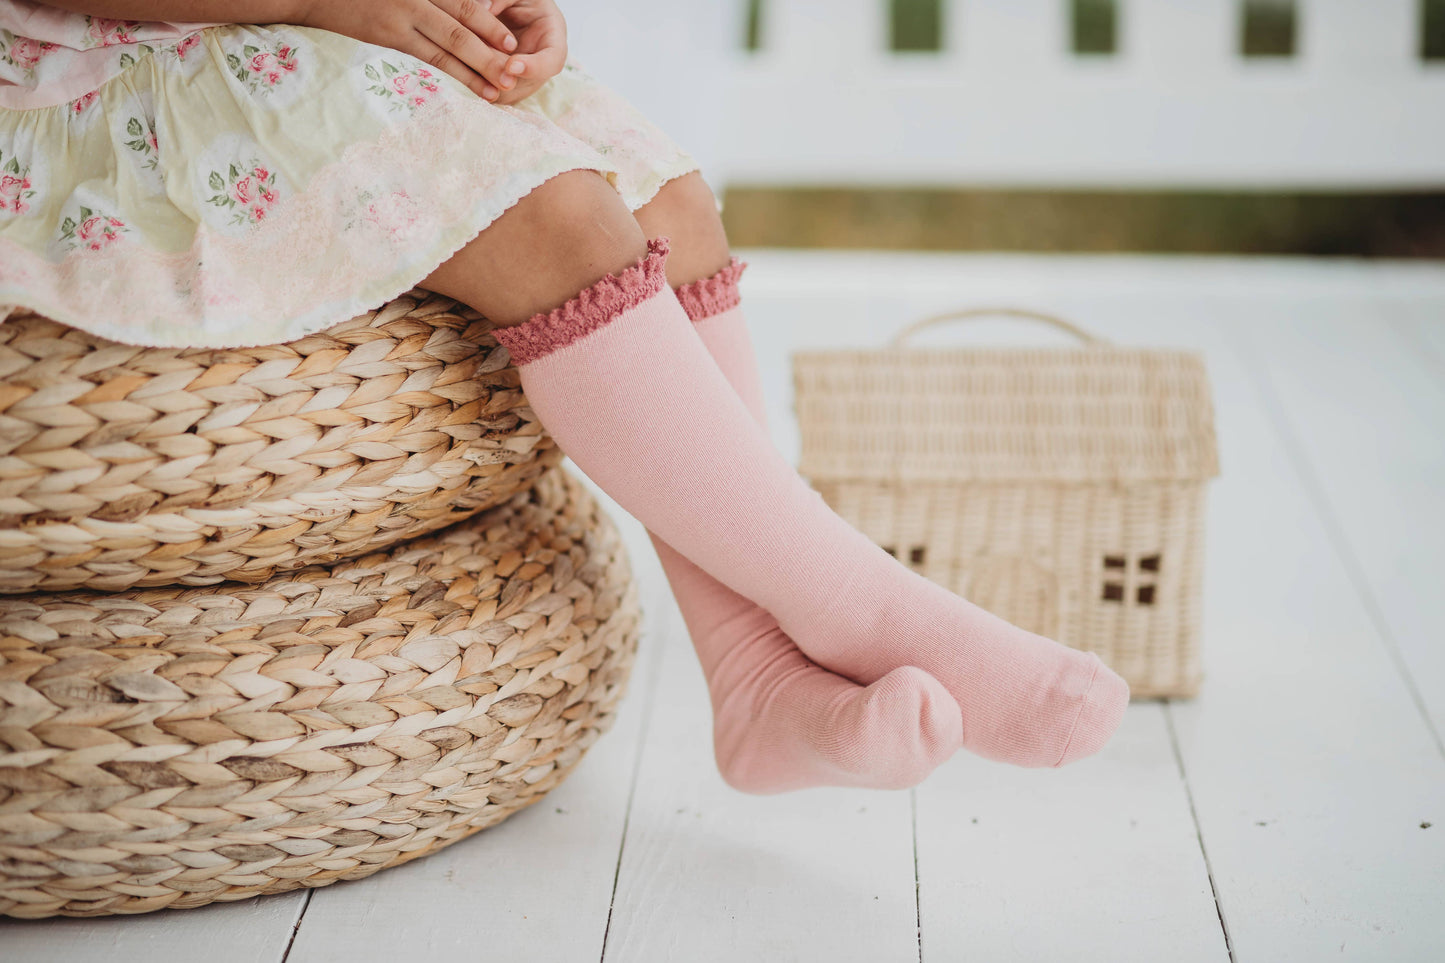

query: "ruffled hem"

left=675, top=257, right=747, bottom=322
left=491, top=237, right=670, bottom=365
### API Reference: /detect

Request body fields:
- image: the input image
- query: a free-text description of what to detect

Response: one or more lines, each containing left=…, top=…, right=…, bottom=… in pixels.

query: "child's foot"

left=656, top=538, right=962, bottom=793
left=714, top=651, right=964, bottom=795
left=809, top=557, right=1130, bottom=768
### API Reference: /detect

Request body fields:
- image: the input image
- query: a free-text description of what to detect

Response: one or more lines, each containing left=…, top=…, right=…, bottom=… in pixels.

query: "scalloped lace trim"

left=491, top=237, right=670, bottom=365
left=675, top=257, right=747, bottom=322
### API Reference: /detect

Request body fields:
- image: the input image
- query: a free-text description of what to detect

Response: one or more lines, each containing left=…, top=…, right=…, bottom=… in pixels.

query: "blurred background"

left=569, top=0, right=1445, bottom=256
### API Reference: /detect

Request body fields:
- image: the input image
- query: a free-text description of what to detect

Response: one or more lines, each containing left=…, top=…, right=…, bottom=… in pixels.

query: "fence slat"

left=1302, top=0, right=1416, bottom=73
left=958, top=0, right=1063, bottom=73
left=766, top=0, right=883, bottom=64
left=1128, top=0, right=1235, bottom=76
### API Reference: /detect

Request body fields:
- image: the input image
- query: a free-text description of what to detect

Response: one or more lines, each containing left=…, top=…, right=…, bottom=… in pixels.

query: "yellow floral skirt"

left=0, top=23, right=698, bottom=347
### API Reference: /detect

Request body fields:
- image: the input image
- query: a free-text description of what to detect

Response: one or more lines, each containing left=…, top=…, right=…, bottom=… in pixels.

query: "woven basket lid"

left=794, top=313, right=1220, bottom=485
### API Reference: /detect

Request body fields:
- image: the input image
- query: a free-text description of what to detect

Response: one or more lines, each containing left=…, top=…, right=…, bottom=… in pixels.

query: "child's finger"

left=510, top=45, right=564, bottom=84
left=403, top=33, right=495, bottom=100
left=510, top=16, right=567, bottom=66
left=415, top=9, right=518, bottom=91
left=437, top=0, right=517, bottom=54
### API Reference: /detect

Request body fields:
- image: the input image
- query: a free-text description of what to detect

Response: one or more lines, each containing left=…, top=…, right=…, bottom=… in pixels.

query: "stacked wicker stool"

left=0, top=293, right=642, bottom=918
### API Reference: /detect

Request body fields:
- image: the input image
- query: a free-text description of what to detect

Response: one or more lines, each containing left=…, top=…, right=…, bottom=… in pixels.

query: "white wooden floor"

left=4, top=251, right=1444, bottom=962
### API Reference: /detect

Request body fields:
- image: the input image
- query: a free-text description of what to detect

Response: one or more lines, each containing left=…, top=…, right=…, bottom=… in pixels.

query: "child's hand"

left=484, top=0, right=566, bottom=105
left=296, top=0, right=529, bottom=102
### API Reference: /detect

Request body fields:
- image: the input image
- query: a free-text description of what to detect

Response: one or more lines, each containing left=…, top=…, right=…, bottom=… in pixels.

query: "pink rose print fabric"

left=58, top=207, right=127, bottom=252
left=206, top=160, right=280, bottom=225
left=83, top=18, right=141, bottom=49
left=1, top=2, right=217, bottom=109
left=228, top=40, right=297, bottom=93
left=4, top=34, right=53, bottom=73
left=0, top=148, right=33, bottom=218
left=363, top=60, right=443, bottom=113
left=0, top=4, right=698, bottom=349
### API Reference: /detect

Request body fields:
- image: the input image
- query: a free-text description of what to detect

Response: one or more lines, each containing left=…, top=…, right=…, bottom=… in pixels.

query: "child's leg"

left=632, top=174, right=963, bottom=792
left=630, top=177, right=1128, bottom=769
left=426, top=171, right=961, bottom=792
left=424, top=170, right=1128, bottom=770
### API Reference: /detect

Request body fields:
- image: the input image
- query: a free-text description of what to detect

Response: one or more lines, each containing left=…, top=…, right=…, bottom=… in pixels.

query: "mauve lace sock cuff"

left=492, top=237, right=670, bottom=365
left=674, top=257, right=747, bottom=322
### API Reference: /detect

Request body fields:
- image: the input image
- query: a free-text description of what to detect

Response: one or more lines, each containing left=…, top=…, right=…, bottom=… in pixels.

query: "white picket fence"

left=570, top=0, right=1445, bottom=189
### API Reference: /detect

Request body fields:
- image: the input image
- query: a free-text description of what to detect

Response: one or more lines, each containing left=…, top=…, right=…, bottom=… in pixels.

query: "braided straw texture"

left=795, top=344, right=1219, bottom=698
left=0, top=466, right=640, bottom=918
left=811, top=480, right=1207, bottom=697
left=0, top=294, right=560, bottom=594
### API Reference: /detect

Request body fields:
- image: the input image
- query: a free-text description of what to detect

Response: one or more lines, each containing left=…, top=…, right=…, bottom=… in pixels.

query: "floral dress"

left=0, top=1, right=698, bottom=347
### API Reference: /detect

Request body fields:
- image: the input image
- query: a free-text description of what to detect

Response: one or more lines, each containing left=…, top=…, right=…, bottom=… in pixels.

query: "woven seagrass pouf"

left=0, top=292, right=560, bottom=594
left=0, top=465, right=640, bottom=919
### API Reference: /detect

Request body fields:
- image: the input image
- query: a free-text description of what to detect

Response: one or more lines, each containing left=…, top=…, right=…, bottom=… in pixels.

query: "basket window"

left=882, top=545, right=897, bottom=558
left=909, top=546, right=926, bottom=565
left=1101, top=553, right=1161, bottom=605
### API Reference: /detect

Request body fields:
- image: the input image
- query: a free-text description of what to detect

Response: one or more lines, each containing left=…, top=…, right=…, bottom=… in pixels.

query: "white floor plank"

left=739, top=250, right=1445, bottom=961
left=1389, top=297, right=1445, bottom=374
left=1064, top=285, right=1445, bottom=963
left=1233, top=297, right=1445, bottom=750
left=600, top=578, right=923, bottom=963
left=916, top=704, right=1229, bottom=963
left=285, top=494, right=667, bottom=963
left=0, top=889, right=305, bottom=962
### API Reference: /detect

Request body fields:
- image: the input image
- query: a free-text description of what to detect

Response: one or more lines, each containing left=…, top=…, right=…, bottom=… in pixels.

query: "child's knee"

left=524, top=170, right=648, bottom=263
left=421, top=169, right=647, bottom=326
left=635, top=173, right=731, bottom=287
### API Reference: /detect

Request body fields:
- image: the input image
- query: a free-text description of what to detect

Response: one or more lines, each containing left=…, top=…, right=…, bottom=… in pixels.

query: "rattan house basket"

left=0, top=292, right=560, bottom=594
left=0, top=466, right=640, bottom=919
left=793, top=309, right=1220, bottom=698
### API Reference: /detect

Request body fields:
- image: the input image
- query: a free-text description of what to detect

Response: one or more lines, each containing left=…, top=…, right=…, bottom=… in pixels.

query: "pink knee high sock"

left=646, top=263, right=962, bottom=793
left=493, top=239, right=1129, bottom=769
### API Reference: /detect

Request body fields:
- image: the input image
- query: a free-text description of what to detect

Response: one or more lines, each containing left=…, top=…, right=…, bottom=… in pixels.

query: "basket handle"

left=890, top=308, right=1108, bottom=347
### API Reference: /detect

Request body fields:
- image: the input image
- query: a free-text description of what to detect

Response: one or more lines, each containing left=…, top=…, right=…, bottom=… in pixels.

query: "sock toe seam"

left=1053, top=656, right=1103, bottom=768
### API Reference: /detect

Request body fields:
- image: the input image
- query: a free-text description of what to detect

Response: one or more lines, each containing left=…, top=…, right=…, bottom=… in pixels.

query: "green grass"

left=1241, top=0, right=1296, bottom=58
left=1423, top=0, right=1445, bottom=60
left=891, top=0, right=943, bottom=53
left=1071, top=0, right=1118, bottom=55
left=744, top=0, right=763, bottom=52
left=719, top=187, right=1445, bottom=257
